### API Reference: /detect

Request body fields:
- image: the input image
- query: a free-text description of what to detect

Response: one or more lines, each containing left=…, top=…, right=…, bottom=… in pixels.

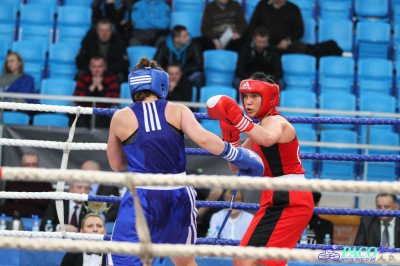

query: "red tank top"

left=252, top=109, right=305, bottom=177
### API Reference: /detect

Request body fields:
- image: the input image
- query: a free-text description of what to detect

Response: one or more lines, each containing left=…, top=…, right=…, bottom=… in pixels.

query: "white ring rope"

left=2, top=167, right=400, bottom=194
left=0, top=192, right=88, bottom=201
left=0, top=231, right=104, bottom=241
left=0, top=102, right=93, bottom=114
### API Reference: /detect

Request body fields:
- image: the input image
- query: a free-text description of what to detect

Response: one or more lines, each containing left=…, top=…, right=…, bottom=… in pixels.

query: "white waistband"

left=136, top=172, right=186, bottom=190
left=273, top=174, right=306, bottom=180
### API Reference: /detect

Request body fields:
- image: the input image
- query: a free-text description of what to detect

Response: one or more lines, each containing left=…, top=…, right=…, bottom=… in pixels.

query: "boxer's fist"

left=220, top=142, right=264, bottom=177
left=206, top=95, right=254, bottom=132
left=220, top=121, right=241, bottom=147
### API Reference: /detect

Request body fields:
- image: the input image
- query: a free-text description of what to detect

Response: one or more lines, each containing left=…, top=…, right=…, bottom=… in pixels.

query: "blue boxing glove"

left=220, top=142, right=264, bottom=177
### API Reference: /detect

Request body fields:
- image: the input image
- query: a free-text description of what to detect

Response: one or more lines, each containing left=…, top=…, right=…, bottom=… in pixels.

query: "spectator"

left=154, top=25, right=204, bottom=93
left=166, top=62, right=193, bottom=102
left=195, top=187, right=224, bottom=237
left=354, top=193, right=400, bottom=248
left=60, top=213, right=107, bottom=266
left=128, top=0, right=171, bottom=47
left=73, top=55, right=120, bottom=128
left=247, top=0, right=306, bottom=55
left=209, top=189, right=254, bottom=240
left=0, top=52, right=35, bottom=103
left=235, top=26, right=282, bottom=89
left=81, top=160, right=120, bottom=222
left=1, top=153, right=54, bottom=218
left=304, top=191, right=334, bottom=244
left=200, top=0, right=247, bottom=52
left=40, top=181, right=90, bottom=232
left=76, top=18, right=129, bottom=83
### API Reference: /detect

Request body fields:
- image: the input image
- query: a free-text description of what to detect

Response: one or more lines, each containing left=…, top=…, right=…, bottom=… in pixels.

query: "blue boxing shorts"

left=108, top=186, right=197, bottom=266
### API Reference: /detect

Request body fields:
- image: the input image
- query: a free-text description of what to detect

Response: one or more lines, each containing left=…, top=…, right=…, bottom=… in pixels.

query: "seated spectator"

left=208, top=189, right=254, bottom=240
left=354, top=193, right=400, bottom=248
left=128, top=0, right=171, bottom=47
left=60, top=213, right=107, bottom=266
left=1, top=152, right=54, bottom=218
left=235, top=26, right=282, bottom=89
left=0, top=52, right=35, bottom=103
left=166, top=63, right=193, bottom=103
left=72, top=55, right=120, bottom=128
left=40, top=181, right=90, bottom=232
left=81, top=160, right=120, bottom=222
left=304, top=191, right=334, bottom=244
left=154, top=25, right=204, bottom=94
left=91, top=0, right=131, bottom=39
left=76, top=18, right=129, bottom=83
left=200, top=0, right=247, bottom=52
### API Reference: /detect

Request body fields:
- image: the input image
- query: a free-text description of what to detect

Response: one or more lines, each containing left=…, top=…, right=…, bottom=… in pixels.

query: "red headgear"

left=239, top=79, right=280, bottom=119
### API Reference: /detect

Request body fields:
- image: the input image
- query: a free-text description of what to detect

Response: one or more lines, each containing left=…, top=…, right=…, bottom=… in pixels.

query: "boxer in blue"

left=106, top=57, right=264, bottom=266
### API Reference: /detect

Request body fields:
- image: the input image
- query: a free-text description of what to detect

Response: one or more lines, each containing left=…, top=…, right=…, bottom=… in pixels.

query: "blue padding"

left=153, top=257, right=233, bottom=265
left=20, top=251, right=66, bottom=266
left=105, top=222, right=114, bottom=234
left=0, top=249, right=20, bottom=265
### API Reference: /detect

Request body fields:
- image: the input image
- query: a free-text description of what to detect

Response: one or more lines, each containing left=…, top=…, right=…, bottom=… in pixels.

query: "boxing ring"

left=0, top=101, right=400, bottom=265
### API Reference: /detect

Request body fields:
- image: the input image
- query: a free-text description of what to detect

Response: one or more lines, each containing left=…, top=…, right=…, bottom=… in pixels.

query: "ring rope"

left=2, top=167, right=400, bottom=194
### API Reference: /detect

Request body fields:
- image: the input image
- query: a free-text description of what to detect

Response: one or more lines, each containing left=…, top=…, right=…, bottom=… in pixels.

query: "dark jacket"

left=236, top=40, right=282, bottom=80
left=308, top=214, right=334, bottom=244
left=96, top=184, right=120, bottom=222
left=354, top=216, right=400, bottom=247
left=39, top=200, right=88, bottom=231
left=61, top=252, right=106, bottom=266
left=154, top=35, right=203, bottom=76
left=76, top=29, right=129, bottom=76
left=166, top=75, right=193, bottom=102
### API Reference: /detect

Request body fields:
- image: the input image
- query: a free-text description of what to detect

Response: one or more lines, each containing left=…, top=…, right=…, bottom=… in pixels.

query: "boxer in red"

left=207, top=72, right=314, bottom=266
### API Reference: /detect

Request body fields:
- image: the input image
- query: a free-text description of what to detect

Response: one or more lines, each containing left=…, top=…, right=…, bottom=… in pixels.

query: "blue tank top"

left=122, top=100, right=186, bottom=174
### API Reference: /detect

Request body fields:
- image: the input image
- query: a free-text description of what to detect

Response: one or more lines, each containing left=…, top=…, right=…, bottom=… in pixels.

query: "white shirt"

left=83, top=252, right=103, bottom=266
left=380, top=218, right=396, bottom=247
left=209, top=209, right=254, bottom=240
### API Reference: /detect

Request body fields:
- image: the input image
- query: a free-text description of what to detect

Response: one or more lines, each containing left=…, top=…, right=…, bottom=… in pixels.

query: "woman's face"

left=6, top=54, right=21, bottom=74
left=167, top=66, right=182, bottom=84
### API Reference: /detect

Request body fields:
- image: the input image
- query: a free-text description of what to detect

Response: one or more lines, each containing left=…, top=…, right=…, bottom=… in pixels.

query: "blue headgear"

left=128, top=67, right=169, bottom=102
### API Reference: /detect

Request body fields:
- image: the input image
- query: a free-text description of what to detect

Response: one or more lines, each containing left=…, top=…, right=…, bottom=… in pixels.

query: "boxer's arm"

left=107, top=111, right=127, bottom=172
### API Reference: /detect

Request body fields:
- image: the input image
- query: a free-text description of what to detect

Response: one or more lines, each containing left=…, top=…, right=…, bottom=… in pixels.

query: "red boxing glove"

left=206, top=95, right=254, bottom=132
left=220, top=121, right=241, bottom=147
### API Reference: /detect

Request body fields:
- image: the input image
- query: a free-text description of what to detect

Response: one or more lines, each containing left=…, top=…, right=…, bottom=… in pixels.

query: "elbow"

left=110, top=161, right=127, bottom=172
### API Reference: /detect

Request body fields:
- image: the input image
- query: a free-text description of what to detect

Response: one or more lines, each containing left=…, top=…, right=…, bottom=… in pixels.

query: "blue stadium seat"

left=279, top=90, right=317, bottom=119
left=3, top=111, right=30, bottom=125
left=301, top=18, right=316, bottom=44
left=318, top=19, right=353, bottom=54
left=203, top=50, right=238, bottom=87
left=172, top=0, right=205, bottom=12
left=24, top=62, right=44, bottom=91
left=63, top=0, right=92, bottom=6
left=319, top=129, right=358, bottom=180
left=126, top=45, right=158, bottom=71
left=0, top=3, right=18, bottom=43
left=357, top=58, right=393, bottom=96
left=290, top=0, right=316, bottom=20
left=0, top=39, right=9, bottom=63
left=19, top=4, right=55, bottom=26
left=119, top=82, right=131, bottom=108
left=48, top=42, right=80, bottom=79
left=198, top=85, right=237, bottom=113
left=11, top=40, right=47, bottom=65
left=55, top=25, right=90, bottom=44
left=354, top=0, right=389, bottom=20
left=245, top=0, right=261, bottom=22
left=18, top=24, right=54, bottom=48
left=170, top=11, right=202, bottom=38
left=57, top=5, right=92, bottom=28
left=318, top=0, right=353, bottom=20
left=27, top=0, right=59, bottom=9
left=281, top=54, right=316, bottom=91
left=2, top=0, right=22, bottom=10
left=200, top=120, right=221, bottom=136
left=319, top=92, right=356, bottom=130
left=40, top=78, right=76, bottom=106
left=356, top=21, right=391, bottom=60
left=360, top=128, right=398, bottom=182
left=32, top=113, right=69, bottom=127
left=295, top=126, right=317, bottom=179
left=318, top=56, right=354, bottom=93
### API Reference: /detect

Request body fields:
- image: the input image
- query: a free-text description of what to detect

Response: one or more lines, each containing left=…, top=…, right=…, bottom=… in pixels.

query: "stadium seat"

left=19, top=4, right=55, bottom=26
left=203, top=50, right=238, bottom=87
left=27, top=0, right=59, bottom=9
left=0, top=3, right=18, bottom=43
left=57, top=6, right=92, bottom=28
left=318, top=56, right=354, bottom=93
left=119, top=82, right=131, bottom=108
left=319, top=92, right=356, bottom=130
left=18, top=25, right=54, bottom=48
left=356, top=21, right=391, bottom=60
left=24, top=62, right=44, bottom=91
left=126, top=46, right=157, bottom=71
left=198, top=85, right=237, bottom=113
left=245, top=0, right=261, bottom=22
left=200, top=120, right=221, bottom=136
left=48, top=42, right=80, bottom=79
left=279, top=90, right=317, bottom=119
left=0, top=39, right=9, bottom=63
left=55, top=25, right=90, bottom=44
left=32, top=114, right=69, bottom=127
left=172, top=0, right=205, bottom=12
left=40, top=78, right=76, bottom=106
left=360, top=128, right=398, bottom=182
left=318, top=19, right=353, bottom=54
left=295, top=126, right=317, bottom=179
left=281, top=54, right=316, bottom=91
left=357, top=58, right=393, bottom=96
left=318, top=0, right=353, bottom=20
left=11, top=40, right=47, bottom=65
left=290, top=0, right=316, bottom=20
left=354, top=0, right=389, bottom=20
left=300, top=18, right=316, bottom=44
left=319, top=129, right=358, bottom=180
left=2, top=111, right=30, bottom=125
left=63, top=0, right=92, bottom=6
left=2, top=0, right=22, bottom=10
left=170, top=11, right=202, bottom=38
